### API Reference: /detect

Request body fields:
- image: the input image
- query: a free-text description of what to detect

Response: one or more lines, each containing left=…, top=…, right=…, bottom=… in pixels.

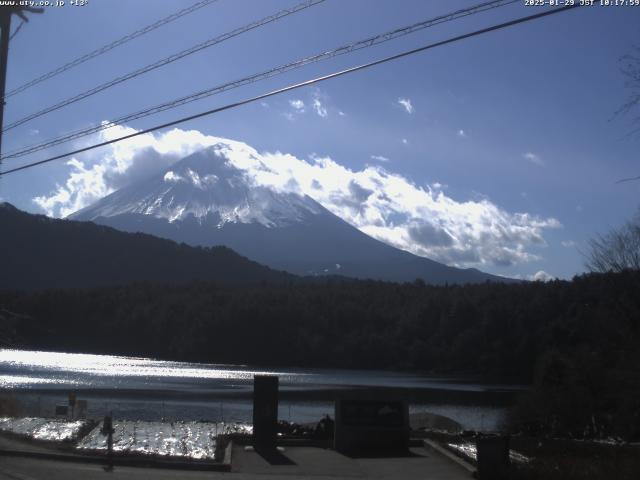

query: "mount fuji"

left=70, top=145, right=510, bottom=284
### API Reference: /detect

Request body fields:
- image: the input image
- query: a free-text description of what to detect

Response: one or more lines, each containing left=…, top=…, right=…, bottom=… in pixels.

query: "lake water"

left=0, top=349, right=525, bottom=431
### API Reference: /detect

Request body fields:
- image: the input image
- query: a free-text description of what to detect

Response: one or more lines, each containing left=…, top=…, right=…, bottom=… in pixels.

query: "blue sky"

left=0, top=0, right=638, bottom=280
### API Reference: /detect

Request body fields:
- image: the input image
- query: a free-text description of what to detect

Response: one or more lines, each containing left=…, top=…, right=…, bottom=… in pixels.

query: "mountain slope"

left=0, top=203, right=293, bottom=290
left=71, top=146, right=513, bottom=285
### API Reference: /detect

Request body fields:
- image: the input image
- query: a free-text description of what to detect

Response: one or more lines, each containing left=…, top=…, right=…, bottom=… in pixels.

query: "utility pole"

left=0, top=6, right=43, bottom=162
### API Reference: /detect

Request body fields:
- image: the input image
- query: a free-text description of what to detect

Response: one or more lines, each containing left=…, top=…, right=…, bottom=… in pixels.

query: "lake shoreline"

left=2, top=384, right=523, bottom=405
left=1, top=349, right=523, bottom=431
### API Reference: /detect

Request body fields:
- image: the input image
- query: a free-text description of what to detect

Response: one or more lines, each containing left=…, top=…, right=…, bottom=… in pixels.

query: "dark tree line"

left=1, top=271, right=637, bottom=375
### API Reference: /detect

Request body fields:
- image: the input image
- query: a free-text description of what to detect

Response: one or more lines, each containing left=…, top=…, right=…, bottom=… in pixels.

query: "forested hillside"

left=0, top=203, right=293, bottom=289
left=1, top=271, right=637, bottom=376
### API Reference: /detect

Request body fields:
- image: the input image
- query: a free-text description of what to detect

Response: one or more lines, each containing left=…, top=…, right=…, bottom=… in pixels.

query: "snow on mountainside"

left=74, top=145, right=324, bottom=228
left=71, top=143, right=515, bottom=285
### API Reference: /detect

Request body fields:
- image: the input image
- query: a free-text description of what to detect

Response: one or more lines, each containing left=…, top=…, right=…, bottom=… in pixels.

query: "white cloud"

left=29, top=129, right=40, bottom=136
left=260, top=102, right=269, bottom=108
left=530, top=270, right=555, bottom=282
left=401, top=138, right=408, bottom=145
left=33, top=158, right=110, bottom=218
left=561, top=240, right=576, bottom=248
left=311, top=89, right=330, bottom=118
left=523, top=152, right=544, bottom=167
left=33, top=125, right=561, bottom=268
left=370, top=155, right=389, bottom=163
left=338, top=111, right=346, bottom=116
left=286, top=90, right=332, bottom=119
left=289, top=99, right=305, bottom=112
left=397, top=98, right=413, bottom=114
left=33, top=125, right=217, bottom=218
left=312, top=98, right=328, bottom=118
left=458, top=129, right=466, bottom=137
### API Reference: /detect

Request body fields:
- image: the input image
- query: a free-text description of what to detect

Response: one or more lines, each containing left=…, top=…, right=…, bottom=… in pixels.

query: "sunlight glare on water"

left=0, top=349, right=302, bottom=382
left=0, top=375, right=79, bottom=388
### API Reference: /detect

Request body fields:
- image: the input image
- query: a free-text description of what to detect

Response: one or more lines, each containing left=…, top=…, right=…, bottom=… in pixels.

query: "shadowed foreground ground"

left=0, top=444, right=470, bottom=480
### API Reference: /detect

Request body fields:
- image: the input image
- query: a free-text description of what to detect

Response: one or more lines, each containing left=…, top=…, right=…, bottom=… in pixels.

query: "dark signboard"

left=341, top=400, right=404, bottom=428
left=334, top=398, right=409, bottom=456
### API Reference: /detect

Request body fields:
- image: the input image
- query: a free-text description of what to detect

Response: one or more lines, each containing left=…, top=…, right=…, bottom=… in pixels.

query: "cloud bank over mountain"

left=34, top=125, right=560, bottom=268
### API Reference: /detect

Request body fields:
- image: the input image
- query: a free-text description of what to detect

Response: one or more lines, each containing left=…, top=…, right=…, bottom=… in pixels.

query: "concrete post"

left=476, top=435, right=510, bottom=480
left=252, top=375, right=278, bottom=451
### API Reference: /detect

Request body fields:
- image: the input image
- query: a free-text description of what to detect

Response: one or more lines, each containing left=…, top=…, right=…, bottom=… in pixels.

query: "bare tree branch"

left=614, top=45, right=640, bottom=183
left=585, top=211, right=640, bottom=273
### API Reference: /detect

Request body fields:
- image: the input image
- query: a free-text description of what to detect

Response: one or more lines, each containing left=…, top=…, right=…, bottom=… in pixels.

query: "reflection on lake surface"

left=0, top=349, right=525, bottom=431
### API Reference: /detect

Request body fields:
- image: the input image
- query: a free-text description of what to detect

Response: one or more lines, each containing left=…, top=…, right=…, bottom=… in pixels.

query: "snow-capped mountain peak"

left=72, top=146, right=325, bottom=228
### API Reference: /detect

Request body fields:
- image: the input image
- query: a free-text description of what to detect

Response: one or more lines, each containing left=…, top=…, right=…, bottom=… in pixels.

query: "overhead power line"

left=9, top=20, right=25, bottom=41
left=2, top=0, right=326, bottom=133
left=2, top=0, right=220, bottom=100
left=0, top=4, right=581, bottom=178
left=1, top=0, right=517, bottom=162
left=615, top=175, right=640, bottom=184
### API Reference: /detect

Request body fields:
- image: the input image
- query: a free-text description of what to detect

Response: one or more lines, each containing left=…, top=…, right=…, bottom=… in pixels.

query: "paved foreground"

left=0, top=444, right=471, bottom=480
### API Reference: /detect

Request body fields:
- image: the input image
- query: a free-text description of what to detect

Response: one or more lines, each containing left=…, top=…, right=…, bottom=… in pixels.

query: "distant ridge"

left=0, top=202, right=293, bottom=290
